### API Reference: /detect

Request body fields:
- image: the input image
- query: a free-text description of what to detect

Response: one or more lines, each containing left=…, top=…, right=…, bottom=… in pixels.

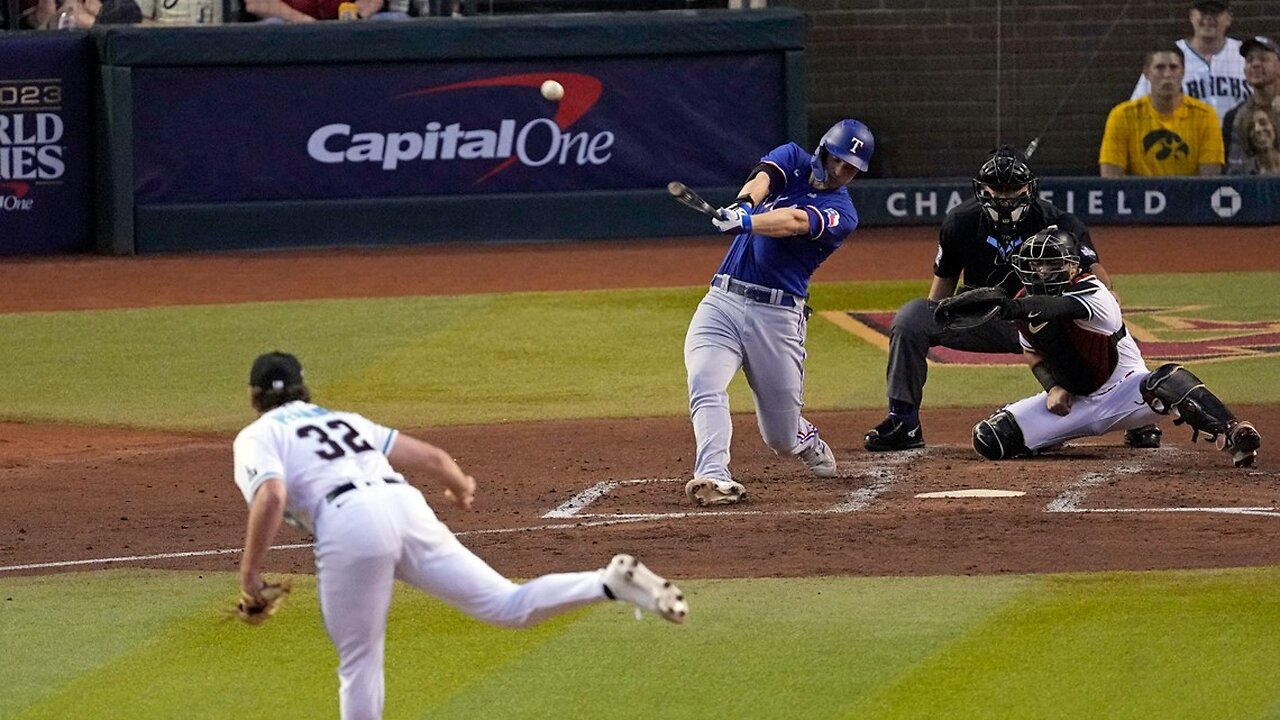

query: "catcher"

left=862, top=145, right=1160, bottom=453
left=936, top=226, right=1261, bottom=467
left=231, top=351, right=688, bottom=720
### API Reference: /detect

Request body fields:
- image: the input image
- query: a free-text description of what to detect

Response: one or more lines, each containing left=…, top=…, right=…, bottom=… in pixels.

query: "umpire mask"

left=973, top=145, right=1038, bottom=235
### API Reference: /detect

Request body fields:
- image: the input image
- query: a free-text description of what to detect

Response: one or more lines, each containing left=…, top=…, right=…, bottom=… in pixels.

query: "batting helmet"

left=1013, top=225, right=1080, bottom=295
left=811, top=119, right=875, bottom=182
left=973, top=145, right=1038, bottom=232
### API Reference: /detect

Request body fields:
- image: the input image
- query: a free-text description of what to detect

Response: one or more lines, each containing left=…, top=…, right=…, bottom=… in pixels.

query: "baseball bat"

left=667, top=181, right=724, bottom=220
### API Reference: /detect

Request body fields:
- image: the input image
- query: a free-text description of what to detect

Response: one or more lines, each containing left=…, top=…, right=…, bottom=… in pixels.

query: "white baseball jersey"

left=232, top=399, right=611, bottom=720
left=1006, top=279, right=1160, bottom=450
left=1131, top=37, right=1250, bottom=122
left=233, top=401, right=400, bottom=534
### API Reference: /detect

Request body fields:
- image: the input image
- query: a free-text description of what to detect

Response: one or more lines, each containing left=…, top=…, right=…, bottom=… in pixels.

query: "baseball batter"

left=683, top=119, right=875, bottom=507
left=233, top=352, right=688, bottom=720
left=961, top=228, right=1261, bottom=467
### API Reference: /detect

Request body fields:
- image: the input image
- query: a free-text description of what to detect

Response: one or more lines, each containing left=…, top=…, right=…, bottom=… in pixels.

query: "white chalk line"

left=4, top=446, right=1272, bottom=573
left=543, top=453, right=918, bottom=520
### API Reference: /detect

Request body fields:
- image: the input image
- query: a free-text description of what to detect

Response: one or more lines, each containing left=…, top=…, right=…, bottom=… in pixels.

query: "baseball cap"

left=1191, top=0, right=1228, bottom=11
left=250, top=351, right=304, bottom=391
left=1241, top=36, right=1280, bottom=57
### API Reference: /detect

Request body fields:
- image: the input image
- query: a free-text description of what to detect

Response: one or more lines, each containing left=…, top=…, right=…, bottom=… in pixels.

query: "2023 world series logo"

left=1, top=79, right=68, bottom=213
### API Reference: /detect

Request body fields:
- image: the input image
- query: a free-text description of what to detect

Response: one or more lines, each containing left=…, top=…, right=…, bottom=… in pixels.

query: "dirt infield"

left=2, top=225, right=1278, bottom=579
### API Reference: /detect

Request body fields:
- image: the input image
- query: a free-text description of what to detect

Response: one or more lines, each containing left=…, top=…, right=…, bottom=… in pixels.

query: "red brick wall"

left=778, top=0, right=1280, bottom=177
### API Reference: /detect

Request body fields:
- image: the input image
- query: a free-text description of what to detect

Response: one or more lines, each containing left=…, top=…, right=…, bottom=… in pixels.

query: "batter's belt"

left=711, top=274, right=807, bottom=312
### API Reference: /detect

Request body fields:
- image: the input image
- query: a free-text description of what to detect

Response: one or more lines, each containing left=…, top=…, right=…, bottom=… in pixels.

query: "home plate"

left=915, top=489, right=1026, bottom=499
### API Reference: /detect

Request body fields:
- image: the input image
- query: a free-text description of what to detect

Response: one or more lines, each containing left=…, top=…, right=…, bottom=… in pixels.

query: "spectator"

left=1100, top=45, right=1224, bottom=176
left=1131, top=0, right=1248, bottom=125
left=1223, top=36, right=1280, bottom=171
left=1231, top=107, right=1280, bottom=175
left=245, top=0, right=385, bottom=22
left=135, top=0, right=214, bottom=23
left=20, top=0, right=139, bottom=26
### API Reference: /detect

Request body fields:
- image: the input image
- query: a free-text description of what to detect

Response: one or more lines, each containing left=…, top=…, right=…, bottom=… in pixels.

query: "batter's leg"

left=684, top=293, right=744, bottom=481
left=739, top=304, right=827, bottom=466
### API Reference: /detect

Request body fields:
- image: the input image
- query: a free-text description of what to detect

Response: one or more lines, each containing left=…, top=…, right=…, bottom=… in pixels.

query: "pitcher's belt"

left=325, top=477, right=404, bottom=503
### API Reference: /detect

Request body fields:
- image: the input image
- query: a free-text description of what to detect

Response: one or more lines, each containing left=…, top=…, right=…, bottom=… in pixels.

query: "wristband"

left=1031, top=362, right=1057, bottom=393
left=735, top=194, right=755, bottom=209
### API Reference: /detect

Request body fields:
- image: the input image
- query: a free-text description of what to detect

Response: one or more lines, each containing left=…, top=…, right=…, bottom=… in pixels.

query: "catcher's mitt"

left=234, top=580, right=292, bottom=626
left=934, top=287, right=1012, bottom=331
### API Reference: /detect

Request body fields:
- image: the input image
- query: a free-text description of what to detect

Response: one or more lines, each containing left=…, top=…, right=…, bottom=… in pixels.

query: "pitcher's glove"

left=934, top=287, right=1013, bottom=331
left=234, top=579, right=292, bottom=626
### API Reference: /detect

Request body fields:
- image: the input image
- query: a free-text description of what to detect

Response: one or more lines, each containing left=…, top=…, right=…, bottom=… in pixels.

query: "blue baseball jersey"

left=715, top=143, right=858, bottom=297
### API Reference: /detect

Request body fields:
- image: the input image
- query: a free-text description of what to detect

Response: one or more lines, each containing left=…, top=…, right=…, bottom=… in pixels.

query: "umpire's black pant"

left=885, top=297, right=1022, bottom=407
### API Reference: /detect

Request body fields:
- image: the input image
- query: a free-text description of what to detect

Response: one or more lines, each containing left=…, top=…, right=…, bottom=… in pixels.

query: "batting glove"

left=712, top=205, right=752, bottom=234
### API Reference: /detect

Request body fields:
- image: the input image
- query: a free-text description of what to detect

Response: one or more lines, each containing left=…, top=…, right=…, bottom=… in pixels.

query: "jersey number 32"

left=297, top=420, right=374, bottom=460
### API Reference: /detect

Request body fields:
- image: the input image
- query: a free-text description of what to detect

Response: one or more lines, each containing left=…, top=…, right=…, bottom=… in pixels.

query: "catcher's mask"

left=973, top=145, right=1038, bottom=234
left=1014, top=225, right=1080, bottom=295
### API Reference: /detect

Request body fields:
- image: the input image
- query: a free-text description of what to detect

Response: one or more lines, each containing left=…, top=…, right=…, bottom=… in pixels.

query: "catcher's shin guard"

left=1140, top=364, right=1238, bottom=442
left=972, top=409, right=1030, bottom=460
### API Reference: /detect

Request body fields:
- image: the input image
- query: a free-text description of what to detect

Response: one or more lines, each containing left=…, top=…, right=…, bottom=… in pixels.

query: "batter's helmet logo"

left=1141, top=129, right=1191, bottom=161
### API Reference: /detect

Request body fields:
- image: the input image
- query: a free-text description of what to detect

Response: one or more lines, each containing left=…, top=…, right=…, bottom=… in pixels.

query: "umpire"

left=863, top=145, right=1161, bottom=452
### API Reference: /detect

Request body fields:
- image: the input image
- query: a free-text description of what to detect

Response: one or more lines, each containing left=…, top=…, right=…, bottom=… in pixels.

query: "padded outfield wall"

left=91, top=10, right=808, bottom=254
left=3, top=7, right=1277, bottom=256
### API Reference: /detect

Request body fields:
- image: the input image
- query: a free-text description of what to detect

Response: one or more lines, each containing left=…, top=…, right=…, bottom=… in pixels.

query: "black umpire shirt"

left=934, top=197, right=1098, bottom=297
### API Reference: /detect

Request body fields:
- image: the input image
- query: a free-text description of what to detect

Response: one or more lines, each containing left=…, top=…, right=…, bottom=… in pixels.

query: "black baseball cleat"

left=864, top=416, right=925, bottom=451
left=1124, top=425, right=1163, bottom=449
left=1224, top=421, right=1261, bottom=468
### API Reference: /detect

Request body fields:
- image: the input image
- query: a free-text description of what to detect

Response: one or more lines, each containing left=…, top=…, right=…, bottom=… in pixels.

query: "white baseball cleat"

left=1224, top=421, right=1261, bottom=468
left=684, top=478, right=746, bottom=506
left=799, top=438, right=837, bottom=478
left=602, top=554, right=688, bottom=624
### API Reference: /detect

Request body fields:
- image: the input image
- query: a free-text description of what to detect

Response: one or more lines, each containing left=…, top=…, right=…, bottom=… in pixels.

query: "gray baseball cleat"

left=684, top=478, right=746, bottom=506
left=799, top=438, right=837, bottom=478
left=602, top=554, right=689, bottom=624
left=1224, top=421, right=1261, bottom=468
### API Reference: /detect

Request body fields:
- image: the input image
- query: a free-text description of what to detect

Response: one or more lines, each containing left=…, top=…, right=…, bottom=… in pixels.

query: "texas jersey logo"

left=1142, top=129, right=1191, bottom=161
left=823, top=208, right=841, bottom=227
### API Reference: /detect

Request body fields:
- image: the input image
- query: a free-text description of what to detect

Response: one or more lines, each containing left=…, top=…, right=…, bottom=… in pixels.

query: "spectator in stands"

left=1100, top=45, right=1224, bottom=176
left=421, top=0, right=473, bottom=15
left=1223, top=36, right=1280, bottom=171
left=20, top=0, right=139, bottom=26
left=245, top=0, right=393, bottom=22
left=135, top=0, right=215, bottom=23
left=1230, top=107, right=1280, bottom=175
left=1131, top=0, right=1248, bottom=126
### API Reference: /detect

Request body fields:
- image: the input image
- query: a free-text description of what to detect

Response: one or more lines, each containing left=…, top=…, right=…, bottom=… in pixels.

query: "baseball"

left=540, top=80, right=565, bottom=102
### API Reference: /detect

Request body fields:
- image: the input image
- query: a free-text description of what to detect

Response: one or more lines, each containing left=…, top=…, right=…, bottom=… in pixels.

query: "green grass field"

left=3, top=568, right=1279, bottom=719
left=2, top=271, right=1279, bottom=718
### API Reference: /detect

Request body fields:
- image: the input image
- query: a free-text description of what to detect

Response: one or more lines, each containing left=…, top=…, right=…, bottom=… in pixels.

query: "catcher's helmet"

left=1014, top=225, right=1080, bottom=295
left=811, top=119, right=875, bottom=182
left=973, top=145, right=1038, bottom=233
